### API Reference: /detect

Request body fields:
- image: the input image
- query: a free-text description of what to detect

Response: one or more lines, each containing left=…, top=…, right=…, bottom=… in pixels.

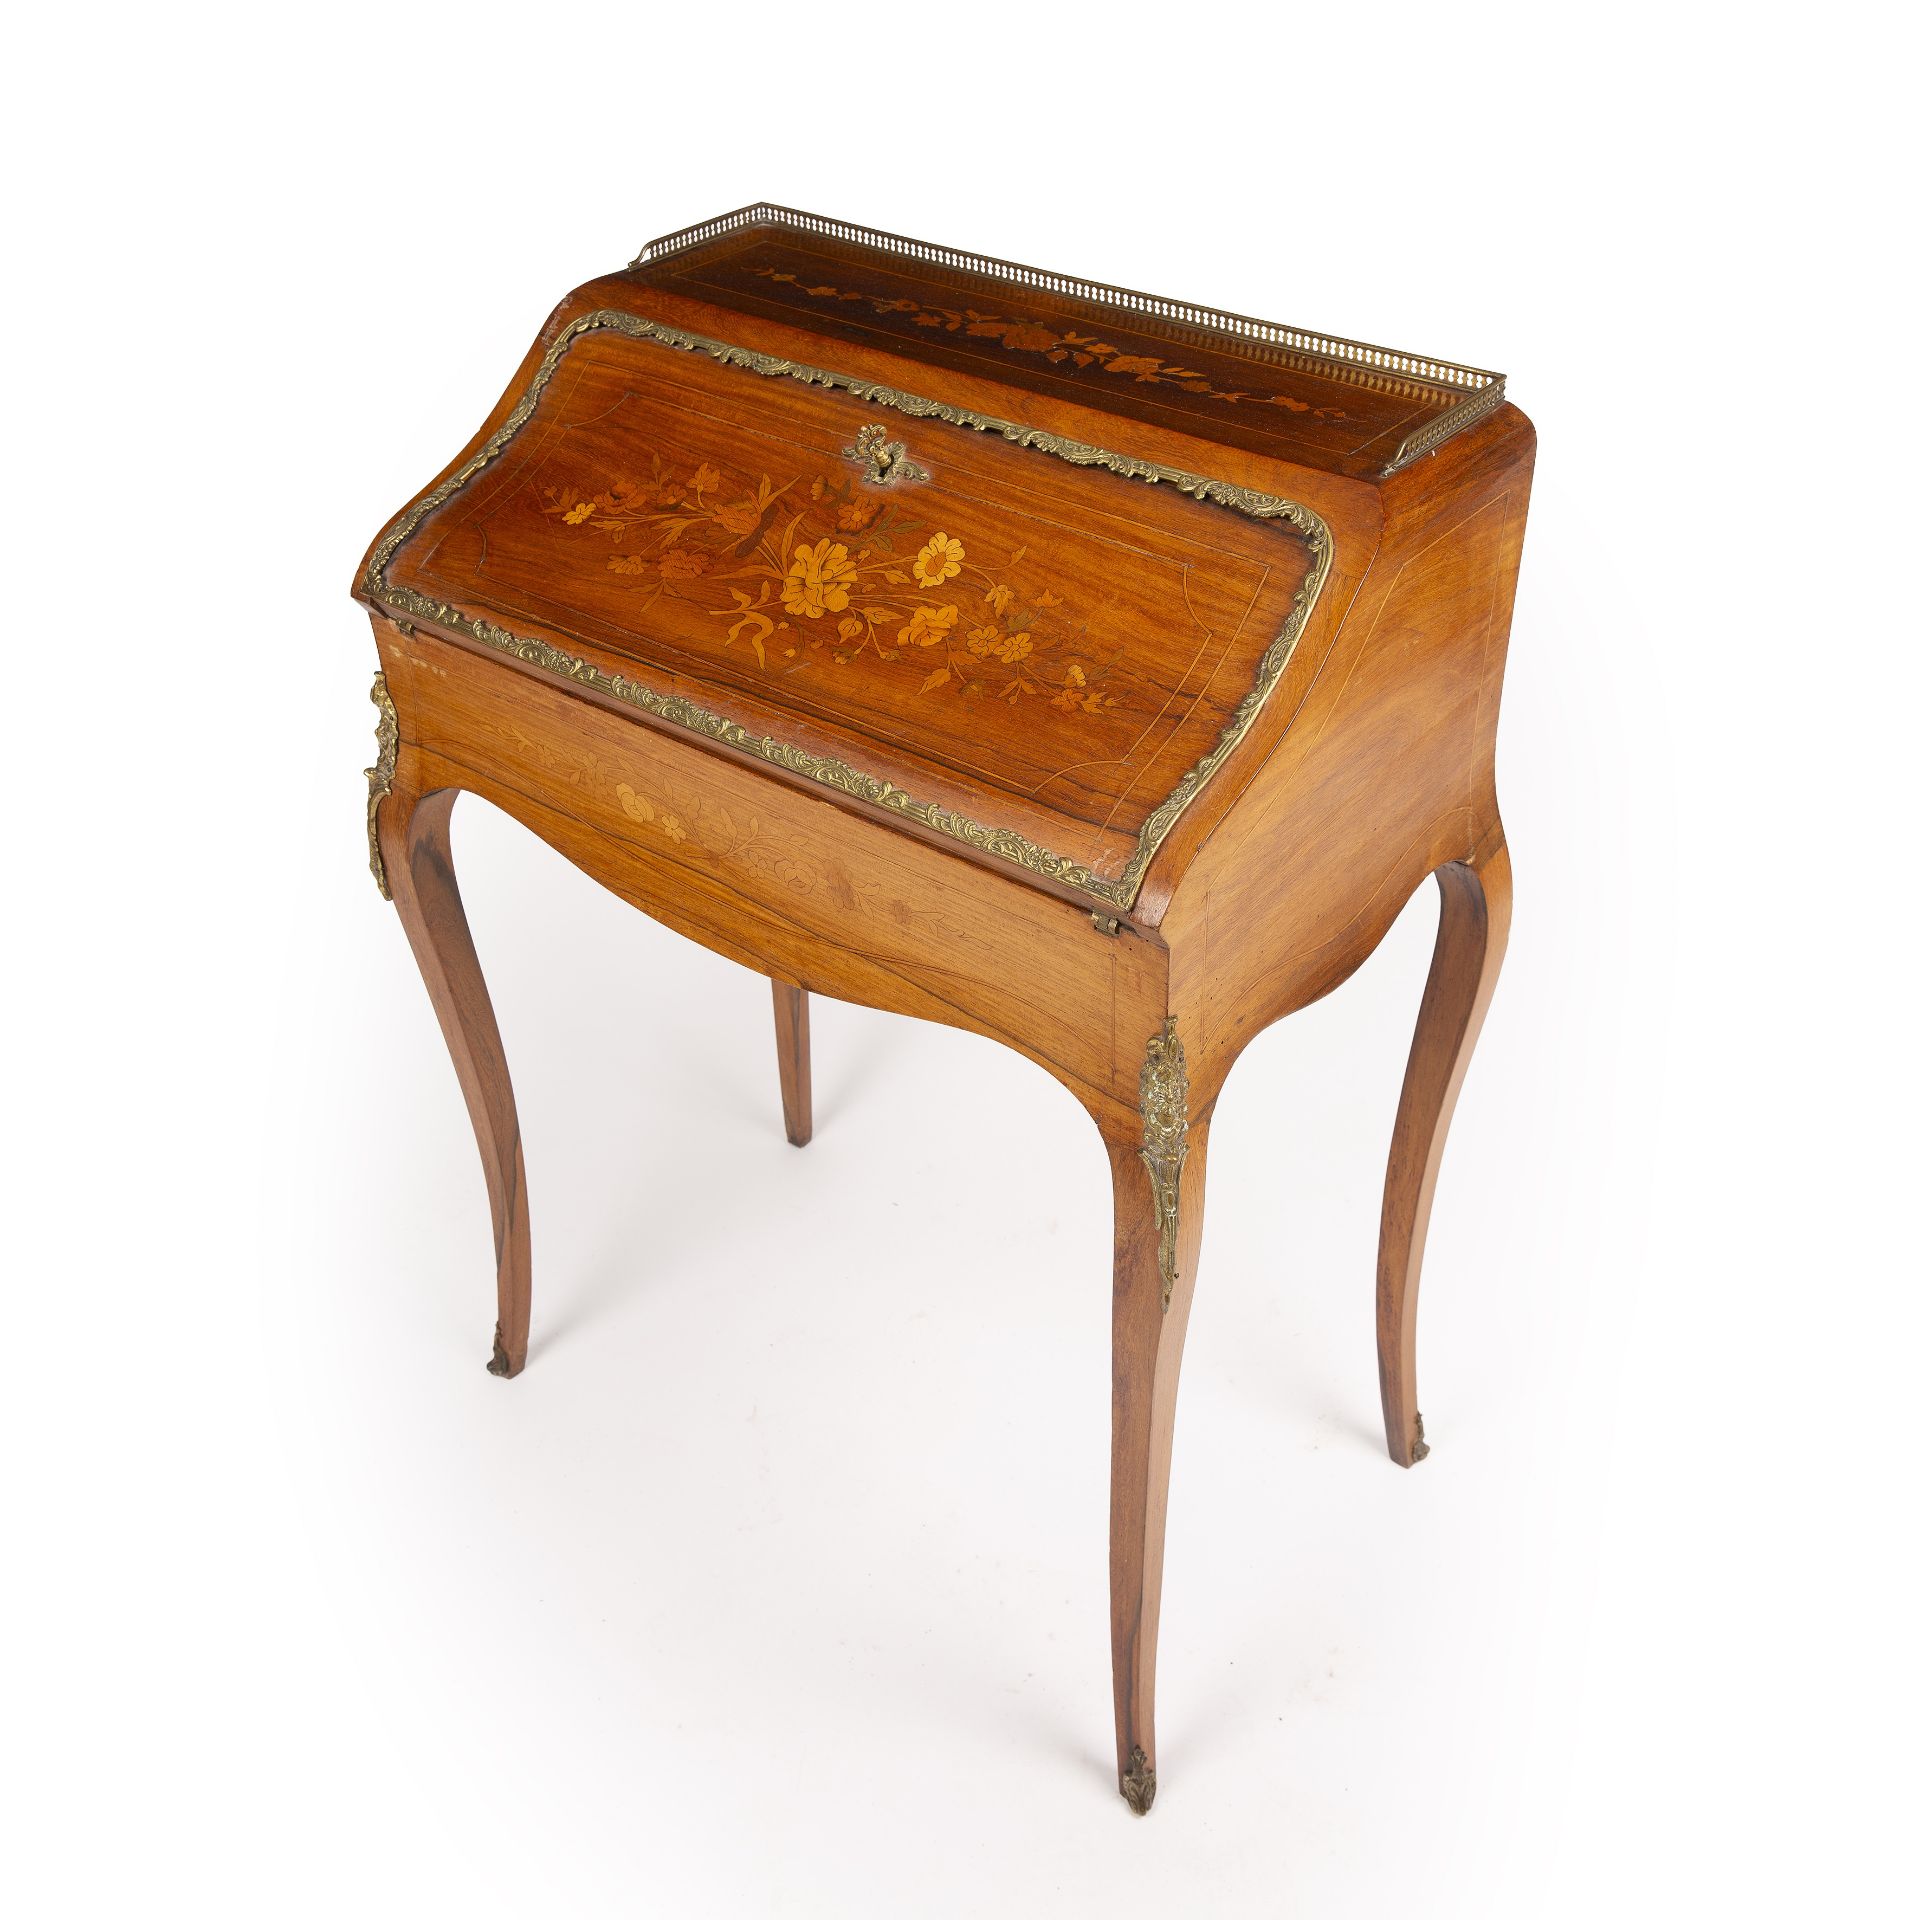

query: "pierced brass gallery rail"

left=632, top=203, right=1505, bottom=474
left=362, top=312, right=1332, bottom=910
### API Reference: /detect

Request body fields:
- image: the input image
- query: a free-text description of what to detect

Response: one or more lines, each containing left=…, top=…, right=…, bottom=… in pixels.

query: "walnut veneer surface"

left=355, top=203, right=1535, bottom=1816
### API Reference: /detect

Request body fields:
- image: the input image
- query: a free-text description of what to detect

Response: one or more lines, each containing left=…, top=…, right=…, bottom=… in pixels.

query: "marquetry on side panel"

left=376, top=621, right=1170, bottom=1122
left=1164, top=429, right=1536, bottom=1108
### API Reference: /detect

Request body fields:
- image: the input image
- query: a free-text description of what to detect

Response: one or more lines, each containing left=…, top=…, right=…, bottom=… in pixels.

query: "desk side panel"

left=1162, top=408, right=1536, bottom=1105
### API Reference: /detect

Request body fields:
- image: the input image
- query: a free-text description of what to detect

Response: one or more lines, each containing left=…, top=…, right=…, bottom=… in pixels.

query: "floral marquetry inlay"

left=366, top=310, right=1334, bottom=910
left=535, top=450, right=1128, bottom=718
left=746, top=265, right=1353, bottom=421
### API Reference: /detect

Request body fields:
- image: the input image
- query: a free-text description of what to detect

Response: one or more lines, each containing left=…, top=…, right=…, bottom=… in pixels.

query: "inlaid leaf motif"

left=747, top=267, right=1351, bottom=420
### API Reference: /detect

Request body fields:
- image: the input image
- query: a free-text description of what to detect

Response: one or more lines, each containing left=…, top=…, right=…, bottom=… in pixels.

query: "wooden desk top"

left=359, top=205, right=1517, bottom=914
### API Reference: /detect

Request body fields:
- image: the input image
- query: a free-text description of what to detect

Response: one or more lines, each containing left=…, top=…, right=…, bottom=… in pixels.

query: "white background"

left=9, top=5, right=1912, bottom=1914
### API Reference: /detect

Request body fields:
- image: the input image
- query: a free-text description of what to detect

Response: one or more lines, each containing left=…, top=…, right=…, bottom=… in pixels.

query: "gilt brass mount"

left=1139, top=1019, right=1190, bottom=1311
left=1121, top=1745, right=1157, bottom=1814
left=842, top=420, right=928, bottom=487
left=365, top=670, right=398, bottom=901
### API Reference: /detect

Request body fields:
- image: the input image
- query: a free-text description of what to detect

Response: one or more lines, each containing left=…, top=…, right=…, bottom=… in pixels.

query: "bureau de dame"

left=353, top=204, right=1535, bottom=1814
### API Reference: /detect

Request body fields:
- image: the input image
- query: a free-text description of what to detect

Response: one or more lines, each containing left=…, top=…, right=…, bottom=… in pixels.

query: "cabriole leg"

left=1376, top=831, right=1513, bottom=1466
left=376, top=775, right=533, bottom=1380
left=1104, top=1020, right=1212, bottom=1815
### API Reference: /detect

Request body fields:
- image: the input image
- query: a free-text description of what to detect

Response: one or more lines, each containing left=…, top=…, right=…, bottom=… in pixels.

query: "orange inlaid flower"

left=994, top=632, right=1033, bottom=664
left=689, top=463, right=723, bottom=495
left=606, top=554, right=649, bottom=575
left=562, top=500, right=597, bottom=525
left=903, top=604, right=959, bottom=648
left=1000, top=322, right=1061, bottom=352
left=658, top=548, right=711, bottom=580
left=781, top=540, right=857, bottom=618
left=837, top=497, right=879, bottom=532
left=912, top=532, right=965, bottom=587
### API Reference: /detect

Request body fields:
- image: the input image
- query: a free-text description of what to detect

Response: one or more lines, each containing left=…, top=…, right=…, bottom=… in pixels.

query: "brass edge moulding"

left=365, top=670, right=399, bottom=900
left=362, top=311, right=1334, bottom=911
left=1138, top=1019, right=1189, bottom=1312
left=629, top=204, right=1505, bottom=471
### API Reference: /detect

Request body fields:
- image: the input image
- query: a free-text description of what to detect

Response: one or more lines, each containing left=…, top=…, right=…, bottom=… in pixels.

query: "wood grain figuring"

left=379, top=324, right=1321, bottom=894
left=1164, top=439, right=1534, bottom=1101
left=356, top=210, right=1535, bottom=1814
left=377, top=623, right=1169, bottom=1122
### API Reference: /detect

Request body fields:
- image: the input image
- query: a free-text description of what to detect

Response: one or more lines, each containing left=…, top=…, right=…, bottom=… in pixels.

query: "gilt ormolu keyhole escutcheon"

left=842, top=420, right=929, bottom=486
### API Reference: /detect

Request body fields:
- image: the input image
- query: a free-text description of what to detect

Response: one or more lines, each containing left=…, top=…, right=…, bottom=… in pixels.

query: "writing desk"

left=356, top=205, right=1533, bottom=1812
